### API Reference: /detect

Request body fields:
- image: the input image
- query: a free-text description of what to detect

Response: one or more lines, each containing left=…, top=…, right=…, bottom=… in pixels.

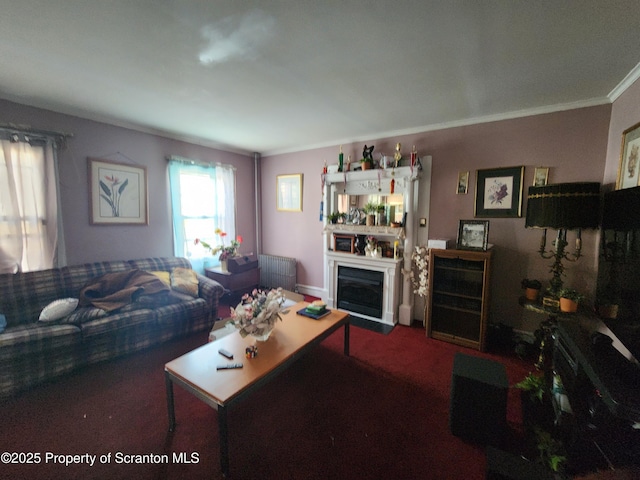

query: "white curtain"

left=168, top=157, right=236, bottom=272
left=0, top=135, right=61, bottom=273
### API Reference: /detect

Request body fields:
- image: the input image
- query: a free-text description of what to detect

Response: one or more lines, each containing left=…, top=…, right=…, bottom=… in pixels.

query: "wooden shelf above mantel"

left=322, top=166, right=420, bottom=186
left=324, top=224, right=405, bottom=238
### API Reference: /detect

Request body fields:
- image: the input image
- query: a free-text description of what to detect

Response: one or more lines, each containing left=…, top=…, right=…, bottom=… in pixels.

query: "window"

left=0, top=133, right=62, bottom=273
left=168, top=158, right=236, bottom=271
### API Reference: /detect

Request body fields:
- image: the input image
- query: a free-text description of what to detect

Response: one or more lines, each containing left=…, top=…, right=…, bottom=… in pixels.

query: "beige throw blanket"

left=79, top=269, right=170, bottom=312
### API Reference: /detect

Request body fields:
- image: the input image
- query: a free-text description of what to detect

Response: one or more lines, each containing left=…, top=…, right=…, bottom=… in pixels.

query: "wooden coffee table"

left=164, top=302, right=350, bottom=477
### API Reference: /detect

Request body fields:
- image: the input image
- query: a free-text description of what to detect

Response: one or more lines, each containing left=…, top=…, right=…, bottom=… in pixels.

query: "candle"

left=576, top=229, right=582, bottom=251
left=338, top=145, right=343, bottom=172
left=410, top=145, right=417, bottom=167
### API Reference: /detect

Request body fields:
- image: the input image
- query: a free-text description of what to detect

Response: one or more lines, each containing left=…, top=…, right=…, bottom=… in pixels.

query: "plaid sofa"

left=0, top=257, right=224, bottom=399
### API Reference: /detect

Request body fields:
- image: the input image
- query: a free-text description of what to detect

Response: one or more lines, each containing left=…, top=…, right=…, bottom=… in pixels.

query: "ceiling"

left=1, top=1, right=639, bottom=156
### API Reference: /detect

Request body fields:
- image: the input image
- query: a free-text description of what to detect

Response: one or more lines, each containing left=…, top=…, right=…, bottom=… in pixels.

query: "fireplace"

left=337, top=266, right=384, bottom=318
left=321, top=162, right=429, bottom=325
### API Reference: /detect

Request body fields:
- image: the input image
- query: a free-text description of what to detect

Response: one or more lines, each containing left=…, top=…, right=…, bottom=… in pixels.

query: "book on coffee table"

left=296, top=307, right=330, bottom=320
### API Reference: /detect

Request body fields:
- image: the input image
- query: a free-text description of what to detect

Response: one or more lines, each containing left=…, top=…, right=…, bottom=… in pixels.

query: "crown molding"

left=608, top=62, right=640, bottom=102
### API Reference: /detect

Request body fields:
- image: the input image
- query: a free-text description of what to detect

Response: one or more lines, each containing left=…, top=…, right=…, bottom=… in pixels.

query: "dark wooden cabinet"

left=205, top=267, right=260, bottom=301
left=426, top=248, right=493, bottom=351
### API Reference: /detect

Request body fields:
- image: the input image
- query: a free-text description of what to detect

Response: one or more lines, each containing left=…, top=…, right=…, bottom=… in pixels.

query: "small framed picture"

left=533, top=167, right=549, bottom=187
left=474, top=166, right=524, bottom=218
left=616, top=121, right=640, bottom=190
left=276, top=173, right=303, bottom=211
left=457, top=220, right=490, bottom=251
left=456, top=171, right=469, bottom=194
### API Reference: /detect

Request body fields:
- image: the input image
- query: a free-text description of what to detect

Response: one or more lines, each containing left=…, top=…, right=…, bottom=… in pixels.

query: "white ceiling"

left=1, top=1, right=639, bottom=156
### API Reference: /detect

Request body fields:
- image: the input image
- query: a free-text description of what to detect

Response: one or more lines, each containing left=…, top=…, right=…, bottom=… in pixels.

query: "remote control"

left=218, top=348, right=234, bottom=359
left=216, top=363, right=243, bottom=370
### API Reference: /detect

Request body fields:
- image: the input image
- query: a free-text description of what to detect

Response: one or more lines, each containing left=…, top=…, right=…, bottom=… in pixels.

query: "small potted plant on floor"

left=521, top=279, right=542, bottom=301
left=558, top=288, right=583, bottom=313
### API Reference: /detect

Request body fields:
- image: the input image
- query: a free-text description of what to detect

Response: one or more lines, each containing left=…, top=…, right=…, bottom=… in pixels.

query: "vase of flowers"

left=195, top=229, right=243, bottom=272
left=231, top=288, right=286, bottom=341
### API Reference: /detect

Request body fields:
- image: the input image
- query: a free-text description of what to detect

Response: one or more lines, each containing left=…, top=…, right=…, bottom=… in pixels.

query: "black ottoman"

left=450, top=352, right=508, bottom=446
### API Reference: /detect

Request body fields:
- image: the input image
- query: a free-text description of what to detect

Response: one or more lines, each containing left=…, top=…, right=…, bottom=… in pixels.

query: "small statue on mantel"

left=394, top=143, right=402, bottom=167
left=362, top=145, right=375, bottom=163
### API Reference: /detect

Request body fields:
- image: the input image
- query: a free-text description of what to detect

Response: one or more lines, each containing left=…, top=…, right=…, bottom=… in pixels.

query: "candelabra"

left=525, top=182, right=600, bottom=297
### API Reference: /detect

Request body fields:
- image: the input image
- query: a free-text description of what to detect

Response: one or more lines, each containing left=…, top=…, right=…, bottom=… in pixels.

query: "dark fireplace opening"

left=337, top=266, right=384, bottom=318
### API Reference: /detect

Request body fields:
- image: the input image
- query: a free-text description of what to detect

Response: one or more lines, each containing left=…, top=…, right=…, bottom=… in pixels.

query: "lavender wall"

left=262, top=105, right=612, bottom=330
left=4, top=92, right=635, bottom=332
left=0, top=99, right=256, bottom=266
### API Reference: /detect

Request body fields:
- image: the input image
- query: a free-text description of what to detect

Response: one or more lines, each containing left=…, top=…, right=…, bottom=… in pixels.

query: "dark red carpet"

left=0, top=320, right=532, bottom=480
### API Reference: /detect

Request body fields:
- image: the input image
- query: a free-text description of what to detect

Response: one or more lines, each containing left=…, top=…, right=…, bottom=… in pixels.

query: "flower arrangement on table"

left=410, top=245, right=429, bottom=297
left=194, top=228, right=243, bottom=260
left=231, top=288, right=286, bottom=339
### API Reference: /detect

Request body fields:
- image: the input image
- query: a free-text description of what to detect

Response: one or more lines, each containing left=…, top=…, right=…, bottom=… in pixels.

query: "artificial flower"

left=195, top=230, right=242, bottom=261
left=410, top=245, right=429, bottom=297
left=230, top=288, right=285, bottom=338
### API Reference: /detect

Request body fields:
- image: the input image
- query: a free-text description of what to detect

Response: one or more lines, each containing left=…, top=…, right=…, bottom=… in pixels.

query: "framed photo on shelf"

left=88, top=158, right=148, bottom=225
left=456, top=171, right=469, bottom=194
left=616, top=121, right=640, bottom=190
left=276, top=173, right=303, bottom=211
left=474, top=166, right=524, bottom=218
left=533, top=167, right=549, bottom=187
left=456, top=220, right=490, bottom=251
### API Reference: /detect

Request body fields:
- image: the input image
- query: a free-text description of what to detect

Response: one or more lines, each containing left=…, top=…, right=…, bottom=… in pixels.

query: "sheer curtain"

left=0, top=133, right=63, bottom=273
left=168, top=157, right=236, bottom=272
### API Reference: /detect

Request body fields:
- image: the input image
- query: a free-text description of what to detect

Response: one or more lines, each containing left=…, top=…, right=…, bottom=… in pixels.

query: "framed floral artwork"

left=457, top=220, right=490, bottom=251
left=88, top=158, right=148, bottom=225
left=616, top=121, right=640, bottom=190
left=474, top=166, right=524, bottom=218
left=276, top=173, right=303, bottom=211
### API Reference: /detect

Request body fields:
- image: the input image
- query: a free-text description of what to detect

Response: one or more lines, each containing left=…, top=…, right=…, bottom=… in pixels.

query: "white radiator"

left=259, top=254, right=297, bottom=291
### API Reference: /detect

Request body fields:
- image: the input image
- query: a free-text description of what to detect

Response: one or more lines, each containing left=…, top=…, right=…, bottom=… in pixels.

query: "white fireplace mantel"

left=325, top=251, right=402, bottom=325
left=322, top=165, right=422, bottom=325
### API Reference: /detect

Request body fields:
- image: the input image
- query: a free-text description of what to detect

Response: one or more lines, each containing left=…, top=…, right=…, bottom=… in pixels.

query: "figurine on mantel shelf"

left=394, top=143, right=402, bottom=167
left=360, top=145, right=375, bottom=170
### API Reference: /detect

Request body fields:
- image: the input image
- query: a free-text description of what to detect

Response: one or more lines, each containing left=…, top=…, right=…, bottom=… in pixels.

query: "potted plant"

left=521, top=279, right=542, bottom=301
left=534, top=427, right=567, bottom=474
left=327, top=212, right=341, bottom=224
left=514, top=372, right=545, bottom=403
left=558, top=288, right=583, bottom=313
left=514, top=372, right=553, bottom=429
left=360, top=157, right=372, bottom=170
left=363, top=202, right=378, bottom=226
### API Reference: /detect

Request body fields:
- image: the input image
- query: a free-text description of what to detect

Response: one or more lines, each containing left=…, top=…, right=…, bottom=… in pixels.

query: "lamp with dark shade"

left=525, top=182, right=601, bottom=296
